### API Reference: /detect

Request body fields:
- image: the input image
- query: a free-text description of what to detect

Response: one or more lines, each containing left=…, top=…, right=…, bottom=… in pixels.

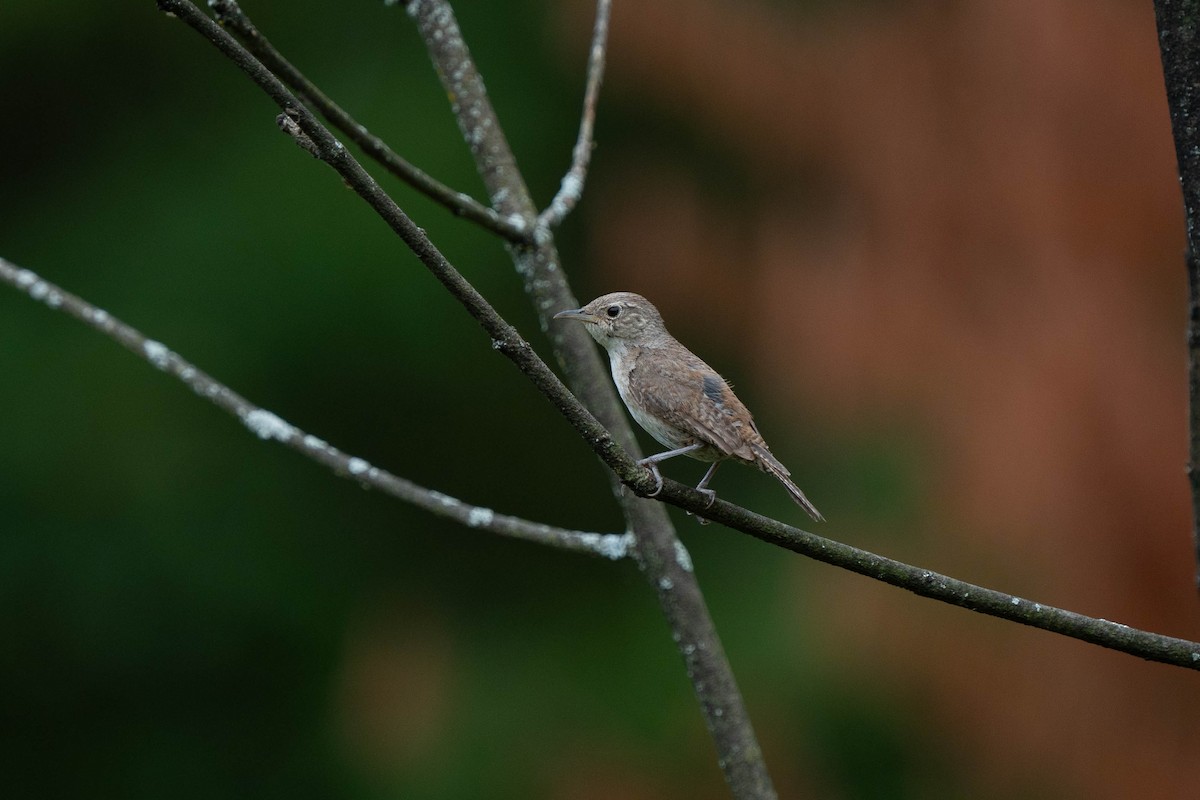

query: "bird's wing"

left=629, top=348, right=758, bottom=461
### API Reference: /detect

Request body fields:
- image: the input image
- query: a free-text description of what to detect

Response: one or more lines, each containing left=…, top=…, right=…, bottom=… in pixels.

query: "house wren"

left=554, top=292, right=823, bottom=521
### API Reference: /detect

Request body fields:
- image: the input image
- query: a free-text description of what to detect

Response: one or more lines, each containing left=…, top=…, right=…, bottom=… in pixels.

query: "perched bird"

left=554, top=292, right=823, bottom=521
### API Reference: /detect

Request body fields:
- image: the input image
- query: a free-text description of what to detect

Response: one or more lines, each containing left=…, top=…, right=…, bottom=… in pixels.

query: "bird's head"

left=553, top=292, right=669, bottom=348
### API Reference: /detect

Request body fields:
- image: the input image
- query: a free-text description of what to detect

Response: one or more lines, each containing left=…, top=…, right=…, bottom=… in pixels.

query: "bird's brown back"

left=625, top=342, right=762, bottom=463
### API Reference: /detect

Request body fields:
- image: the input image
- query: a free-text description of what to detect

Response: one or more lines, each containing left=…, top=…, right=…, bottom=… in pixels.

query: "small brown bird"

left=554, top=292, right=823, bottom=521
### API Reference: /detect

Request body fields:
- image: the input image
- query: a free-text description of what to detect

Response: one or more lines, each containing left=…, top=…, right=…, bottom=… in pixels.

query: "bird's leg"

left=639, top=443, right=706, bottom=465
left=694, top=461, right=720, bottom=508
left=685, top=461, right=722, bottom=525
left=636, top=443, right=704, bottom=497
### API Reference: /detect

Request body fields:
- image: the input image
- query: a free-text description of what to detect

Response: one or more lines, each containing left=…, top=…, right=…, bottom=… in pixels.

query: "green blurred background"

left=2, top=1, right=1197, bottom=798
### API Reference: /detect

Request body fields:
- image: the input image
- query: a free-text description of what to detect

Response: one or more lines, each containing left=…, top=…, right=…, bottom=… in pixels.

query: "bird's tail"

left=752, top=445, right=824, bottom=522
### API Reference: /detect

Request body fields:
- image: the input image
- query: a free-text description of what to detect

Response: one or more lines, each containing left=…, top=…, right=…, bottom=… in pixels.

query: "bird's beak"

left=553, top=308, right=598, bottom=323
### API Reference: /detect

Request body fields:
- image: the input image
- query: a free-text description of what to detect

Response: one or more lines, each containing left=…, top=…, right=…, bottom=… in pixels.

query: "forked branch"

left=208, top=0, right=530, bottom=243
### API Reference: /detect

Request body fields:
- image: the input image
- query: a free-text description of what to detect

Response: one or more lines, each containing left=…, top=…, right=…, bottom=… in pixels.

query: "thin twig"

left=648, top=482, right=1200, bottom=671
left=0, top=256, right=632, bottom=561
left=206, top=0, right=530, bottom=244
left=536, top=0, right=611, bottom=231
left=1152, top=0, right=1200, bottom=591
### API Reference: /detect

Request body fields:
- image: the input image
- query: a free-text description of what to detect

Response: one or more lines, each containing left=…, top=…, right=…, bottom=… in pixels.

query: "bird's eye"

left=606, top=305, right=621, bottom=318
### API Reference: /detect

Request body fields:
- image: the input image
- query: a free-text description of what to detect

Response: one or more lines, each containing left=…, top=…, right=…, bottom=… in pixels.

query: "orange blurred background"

left=570, top=0, right=1196, bottom=796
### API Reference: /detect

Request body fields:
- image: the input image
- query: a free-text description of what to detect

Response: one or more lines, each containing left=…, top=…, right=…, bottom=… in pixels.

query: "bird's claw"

left=685, top=489, right=716, bottom=525
left=638, top=461, right=664, bottom=497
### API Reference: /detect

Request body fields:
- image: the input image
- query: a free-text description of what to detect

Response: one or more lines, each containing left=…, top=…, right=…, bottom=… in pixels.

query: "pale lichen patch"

left=242, top=408, right=296, bottom=442
left=467, top=506, right=495, bottom=528
left=143, top=340, right=170, bottom=370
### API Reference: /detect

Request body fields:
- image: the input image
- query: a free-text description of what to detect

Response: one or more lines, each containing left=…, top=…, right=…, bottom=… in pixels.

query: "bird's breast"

left=609, top=352, right=672, bottom=443
left=608, top=346, right=718, bottom=458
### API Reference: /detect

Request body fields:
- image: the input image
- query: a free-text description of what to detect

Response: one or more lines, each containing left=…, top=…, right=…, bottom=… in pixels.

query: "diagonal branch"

left=206, top=0, right=530, bottom=244
left=0, top=256, right=633, bottom=561
left=647, top=482, right=1200, bottom=671
left=537, top=0, right=611, bottom=230
left=1152, top=0, right=1200, bottom=591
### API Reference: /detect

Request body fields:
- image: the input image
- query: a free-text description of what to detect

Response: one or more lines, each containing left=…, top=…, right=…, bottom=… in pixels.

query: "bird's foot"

left=636, top=459, right=664, bottom=497
left=684, top=489, right=717, bottom=525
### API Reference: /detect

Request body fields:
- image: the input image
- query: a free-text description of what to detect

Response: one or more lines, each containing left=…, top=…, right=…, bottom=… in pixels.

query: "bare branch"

left=206, top=0, right=530, bottom=244
left=1152, top=0, right=1200, bottom=591
left=646, top=482, right=1200, bottom=671
left=0, top=256, right=632, bottom=561
left=403, top=3, right=776, bottom=797
left=536, top=0, right=611, bottom=230
left=152, top=0, right=1200, bottom=674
